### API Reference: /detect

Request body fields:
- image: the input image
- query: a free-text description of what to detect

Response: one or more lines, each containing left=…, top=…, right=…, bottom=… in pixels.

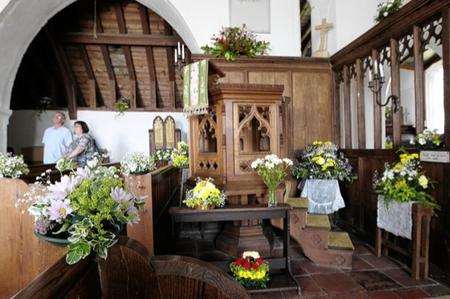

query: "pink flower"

left=110, top=187, right=134, bottom=203
left=47, top=199, right=72, bottom=222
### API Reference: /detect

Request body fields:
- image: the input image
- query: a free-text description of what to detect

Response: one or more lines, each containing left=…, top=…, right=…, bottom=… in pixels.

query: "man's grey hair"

left=55, top=111, right=66, bottom=122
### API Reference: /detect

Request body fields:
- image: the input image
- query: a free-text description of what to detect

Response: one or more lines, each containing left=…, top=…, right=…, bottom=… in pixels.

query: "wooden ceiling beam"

left=61, top=32, right=179, bottom=47
left=164, top=21, right=176, bottom=109
left=44, top=28, right=84, bottom=119
left=139, top=5, right=158, bottom=109
left=79, top=45, right=101, bottom=108
left=115, top=3, right=137, bottom=109
left=96, top=11, right=118, bottom=108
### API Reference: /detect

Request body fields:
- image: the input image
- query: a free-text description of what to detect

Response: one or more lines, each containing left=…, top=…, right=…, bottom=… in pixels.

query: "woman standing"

left=65, top=121, right=99, bottom=167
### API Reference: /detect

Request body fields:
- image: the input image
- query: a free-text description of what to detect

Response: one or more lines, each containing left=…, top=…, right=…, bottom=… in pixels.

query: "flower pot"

left=196, top=205, right=214, bottom=211
left=34, top=231, right=70, bottom=247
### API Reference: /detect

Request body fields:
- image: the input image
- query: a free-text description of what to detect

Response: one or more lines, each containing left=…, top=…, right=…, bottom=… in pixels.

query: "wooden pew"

left=14, top=237, right=250, bottom=299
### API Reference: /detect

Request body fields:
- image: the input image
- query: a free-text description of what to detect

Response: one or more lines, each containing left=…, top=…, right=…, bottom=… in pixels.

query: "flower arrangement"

left=292, top=141, right=355, bottom=182
left=114, top=97, right=130, bottom=117
left=373, top=152, right=437, bottom=209
left=230, top=251, right=269, bottom=289
left=56, top=157, right=77, bottom=173
left=171, top=141, right=189, bottom=169
left=152, top=149, right=172, bottom=164
left=251, top=154, right=293, bottom=207
left=0, top=153, right=29, bottom=179
left=201, top=25, right=270, bottom=61
left=24, top=163, right=144, bottom=264
left=375, top=0, right=403, bottom=22
left=120, top=152, right=155, bottom=176
left=183, top=178, right=226, bottom=210
left=410, top=129, right=443, bottom=148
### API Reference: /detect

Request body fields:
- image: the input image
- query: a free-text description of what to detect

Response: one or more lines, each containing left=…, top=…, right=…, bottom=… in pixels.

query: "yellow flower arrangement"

left=183, top=178, right=226, bottom=210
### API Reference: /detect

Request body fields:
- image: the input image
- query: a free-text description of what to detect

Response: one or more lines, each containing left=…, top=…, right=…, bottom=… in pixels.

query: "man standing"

left=42, top=112, right=73, bottom=164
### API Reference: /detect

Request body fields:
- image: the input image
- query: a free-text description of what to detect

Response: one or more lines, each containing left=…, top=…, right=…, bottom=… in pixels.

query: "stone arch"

left=0, top=0, right=200, bottom=151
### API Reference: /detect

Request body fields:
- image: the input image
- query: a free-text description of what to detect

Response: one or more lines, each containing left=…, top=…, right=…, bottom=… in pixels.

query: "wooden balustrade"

left=331, top=0, right=450, bottom=149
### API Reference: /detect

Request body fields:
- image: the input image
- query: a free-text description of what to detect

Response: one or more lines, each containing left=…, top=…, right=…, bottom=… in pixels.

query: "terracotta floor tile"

left=354, top=243, right=373, bottom=256
left=359, top=255, right=401, bottom=270
left=395, top=287, right=429, bottom=299
left=382, top=268, right=437, bottom=288
left=290, top=259, right=309, bottom=276
left=421, top=284, right=450, bottom=297
left=299, top=259, right=342, bottom=275
left=367, top=290, right=402, bottom=299
left=349, top=270, right=400, bottom=291
left=330, top=290, right=369, bottom=299
left=348, top=256, right=375, bottom=271
left=312, top=273, right=364, bottom=295
left=250, top=291, right=283, bottom=299
left=294, top=276, right=326, bottom=298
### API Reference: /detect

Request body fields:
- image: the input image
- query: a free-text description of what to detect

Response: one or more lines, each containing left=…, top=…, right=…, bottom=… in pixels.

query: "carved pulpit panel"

left=149, top=116, right=181, bottom=154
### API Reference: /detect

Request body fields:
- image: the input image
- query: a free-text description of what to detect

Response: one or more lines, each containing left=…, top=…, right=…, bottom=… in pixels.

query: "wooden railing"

left=330, top=0, right=450, bottom=149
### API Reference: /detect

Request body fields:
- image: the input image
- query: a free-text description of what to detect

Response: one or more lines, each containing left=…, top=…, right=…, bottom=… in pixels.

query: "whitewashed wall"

left=8, top=110, right=189, bottom=162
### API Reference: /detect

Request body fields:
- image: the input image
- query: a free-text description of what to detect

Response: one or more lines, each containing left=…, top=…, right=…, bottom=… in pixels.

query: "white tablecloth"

left=377, top=196, right=413, bottom=240
left=299, top=179, right=345, bottom=214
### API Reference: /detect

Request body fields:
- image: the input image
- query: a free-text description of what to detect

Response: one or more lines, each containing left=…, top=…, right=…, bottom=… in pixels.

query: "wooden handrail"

left=331, top=0, right=450, bottom=69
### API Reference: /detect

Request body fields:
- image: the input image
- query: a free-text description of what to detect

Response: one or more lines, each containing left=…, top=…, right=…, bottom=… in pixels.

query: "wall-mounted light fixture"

left=368, top=60, right=400, bottom=113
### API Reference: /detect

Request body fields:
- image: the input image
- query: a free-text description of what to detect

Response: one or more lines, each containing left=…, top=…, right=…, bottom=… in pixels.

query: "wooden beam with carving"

left=413, top=25, right=425, bottom=133
left=164, top=21, right=176, bottom=109
left=44, top=29, right=82, bottom=119
left=356, top=58, right=366, bottom=148
left=343, top=65, right=352, bottom=148
left=61, top=32, right=179, bottom=47
left=390, top=38, right=402, bottom=146
left=115, top=3, right=137, bottom=109
left=372, top=49, right=382, bottom=149
left=79, top=45, right=99, bottom=108
left=139, top=6, right=158, bottom=109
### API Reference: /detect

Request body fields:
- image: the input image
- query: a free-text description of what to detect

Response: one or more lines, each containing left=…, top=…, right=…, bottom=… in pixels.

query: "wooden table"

left=169, top=204, right=300, bottom=294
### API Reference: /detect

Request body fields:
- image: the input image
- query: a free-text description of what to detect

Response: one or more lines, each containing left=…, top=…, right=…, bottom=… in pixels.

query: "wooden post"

left=442, top=6, right=450, bottom=148
left=411, top=204, right=421, bottom=280
left=332, top=71, right=341, bottom=147
left=390, top=39, right=402, bottom=147
left=356, top=59, right=366, bottom=148
left=413, top=26, right=425, bottom=133
left=372, top=49, right=382, bottom=149
left=375, top=227, right=382, bottom=257
left=343, top=66, right=352, bottom=148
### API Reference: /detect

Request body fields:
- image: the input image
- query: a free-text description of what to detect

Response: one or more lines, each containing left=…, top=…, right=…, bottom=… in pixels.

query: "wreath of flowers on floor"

left=373, top=152, right=438, bottom=209
left=292, top=141, right=355, bottom=182
left=230, top=251, right=269, bottom=289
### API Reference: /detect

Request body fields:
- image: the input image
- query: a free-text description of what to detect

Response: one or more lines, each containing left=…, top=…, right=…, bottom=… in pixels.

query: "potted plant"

left=24, top=163, right=144, bottom=264
left=0, top=153, right=29, bottom=179
left=202, top=25, right=270, bottom=61
left=409, top=129, right=443, bottom=149
left=251, top=154, right=293, bottom=207
left=183, top=178, right=226, bottom=210
left=373, top=152, right=438, bottom=239
left=230, top=251, right=269, bottom=289
left=120, top=152, right=156, bottom=176
left=292, top=141, right=355, bottom=214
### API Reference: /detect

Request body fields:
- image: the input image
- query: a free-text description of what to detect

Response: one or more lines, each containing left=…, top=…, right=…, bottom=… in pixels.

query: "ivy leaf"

left=66, top=241, right=91, bottom=265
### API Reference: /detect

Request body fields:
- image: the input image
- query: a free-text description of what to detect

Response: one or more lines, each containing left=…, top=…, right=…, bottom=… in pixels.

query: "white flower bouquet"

left=120, top=152, right=155, bottom=175
left=410, top=129, right=443, bottom=149
left=251, top=154, right=293, bottom=207
left=375, top=0, right=403, bottom=22
left=0, top=153, right=29, bottom=179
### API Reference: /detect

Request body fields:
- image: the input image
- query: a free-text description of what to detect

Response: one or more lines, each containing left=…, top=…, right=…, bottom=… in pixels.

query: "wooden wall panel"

left=220, top=71, right=246, bottom=84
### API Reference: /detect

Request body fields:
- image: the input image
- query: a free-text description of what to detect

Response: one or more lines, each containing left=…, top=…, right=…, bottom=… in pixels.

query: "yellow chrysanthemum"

left=418, top=175, right=428, bottom=189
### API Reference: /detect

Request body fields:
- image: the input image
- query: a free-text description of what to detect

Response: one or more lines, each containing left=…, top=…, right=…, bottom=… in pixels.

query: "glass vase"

left=268, top=188, right=277, bottom=207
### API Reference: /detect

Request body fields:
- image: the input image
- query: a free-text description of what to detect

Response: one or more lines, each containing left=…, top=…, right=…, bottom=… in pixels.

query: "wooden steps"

left=281, top=196, right=355, bottom=269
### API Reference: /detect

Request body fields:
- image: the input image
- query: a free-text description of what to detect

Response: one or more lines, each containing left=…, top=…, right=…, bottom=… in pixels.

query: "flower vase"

left=268, top=188, right=277, bottom=207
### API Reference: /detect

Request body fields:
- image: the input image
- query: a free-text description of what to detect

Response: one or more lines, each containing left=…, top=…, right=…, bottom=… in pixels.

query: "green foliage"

left=114, top=97, right=130, bottom=117
left=202, top=25, right=270, bottom=61
left=375, top=0, right=403, bottom=23
left=171, top=141, right=189, bottom=168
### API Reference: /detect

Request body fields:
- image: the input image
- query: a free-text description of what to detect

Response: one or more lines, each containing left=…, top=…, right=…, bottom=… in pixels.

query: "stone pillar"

left=0, top=108, right=12, bottom=153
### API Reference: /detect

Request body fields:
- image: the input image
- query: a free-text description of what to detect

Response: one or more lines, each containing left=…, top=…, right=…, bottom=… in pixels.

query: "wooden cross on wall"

left=313, top=18, right=333, bottom=58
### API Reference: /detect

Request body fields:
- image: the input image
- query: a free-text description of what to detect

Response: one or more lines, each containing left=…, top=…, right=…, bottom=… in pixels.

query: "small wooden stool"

left=375, top=203, right=432, bottom=280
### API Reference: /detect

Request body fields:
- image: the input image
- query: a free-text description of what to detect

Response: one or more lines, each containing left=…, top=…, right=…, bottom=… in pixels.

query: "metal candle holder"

left=368, top=62, right=400, bottom=113
left=174, top=42, right=187, bottom=76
